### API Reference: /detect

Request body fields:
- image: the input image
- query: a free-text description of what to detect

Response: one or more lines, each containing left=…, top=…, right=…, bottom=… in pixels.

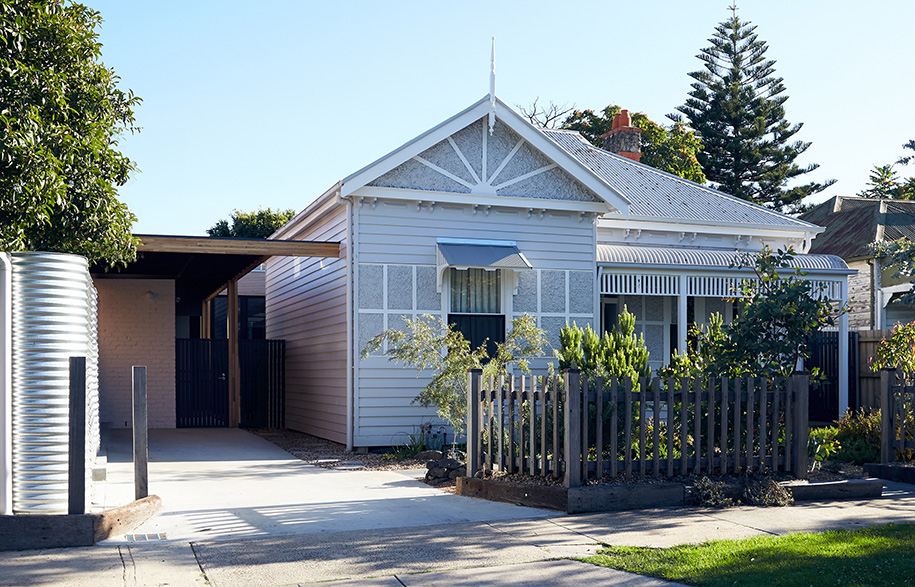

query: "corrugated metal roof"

left=597, top=244, right=851, bottom=272
left=542, top=129, right=817, bottom=229
left=801, top=196, right=915, bottom=260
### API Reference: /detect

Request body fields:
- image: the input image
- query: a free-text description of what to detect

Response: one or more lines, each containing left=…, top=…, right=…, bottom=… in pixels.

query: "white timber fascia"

left=349, top=186, right=610, bottom=215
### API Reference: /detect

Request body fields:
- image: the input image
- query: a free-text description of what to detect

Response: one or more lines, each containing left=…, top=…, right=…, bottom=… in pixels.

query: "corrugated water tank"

left=10, top=252, right=99, bottom=514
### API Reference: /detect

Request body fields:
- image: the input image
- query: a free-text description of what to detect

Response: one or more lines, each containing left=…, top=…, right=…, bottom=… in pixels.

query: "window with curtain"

left=450, top=268, right=500, bottom=313
left=449, top=268, right=504, bottom=356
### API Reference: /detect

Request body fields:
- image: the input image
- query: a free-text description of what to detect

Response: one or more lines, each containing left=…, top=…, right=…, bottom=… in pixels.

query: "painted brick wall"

left=95, top=279, right=176, bottom=428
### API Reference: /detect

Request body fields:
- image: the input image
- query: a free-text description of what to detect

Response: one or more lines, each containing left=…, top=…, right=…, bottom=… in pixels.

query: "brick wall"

left=95, top=279, right=176, bottom=429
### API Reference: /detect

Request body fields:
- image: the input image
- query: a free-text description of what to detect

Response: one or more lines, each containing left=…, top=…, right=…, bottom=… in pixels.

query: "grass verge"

left=583, top=523, right=915, bottom=587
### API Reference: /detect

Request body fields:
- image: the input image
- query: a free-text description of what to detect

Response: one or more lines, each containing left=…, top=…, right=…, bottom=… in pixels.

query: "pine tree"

left=675, top=6, right=834, bottom=212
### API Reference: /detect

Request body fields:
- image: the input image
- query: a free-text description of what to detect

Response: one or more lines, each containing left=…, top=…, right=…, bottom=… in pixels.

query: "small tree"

left=726, top=246, right=840, bottom=377
left=207, top=208, right=296, bottom=239
left=660, top=247, right=841, bottom=379
left=360, top=314, right=547, bottom=435
left=556, top=307, right=651, bottom=386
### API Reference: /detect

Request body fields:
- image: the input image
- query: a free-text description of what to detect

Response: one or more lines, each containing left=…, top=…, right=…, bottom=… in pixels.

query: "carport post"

left=133, top=366, right=148, bottom=500
left=227, top=277, right=240, bottom=427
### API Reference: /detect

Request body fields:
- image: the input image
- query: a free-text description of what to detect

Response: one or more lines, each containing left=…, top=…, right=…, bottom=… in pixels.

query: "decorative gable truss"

left=369, top=117, right=602, bottom=203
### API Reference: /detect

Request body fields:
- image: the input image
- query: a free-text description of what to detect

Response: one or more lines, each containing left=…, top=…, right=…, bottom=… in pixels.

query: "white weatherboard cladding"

left=355, top=201, right=594, bottom=269
left=369, top=117, right=600, bottom=203
left=266, top=203, right=348, bottom=444
left=352, top=201, right=597, bottom=447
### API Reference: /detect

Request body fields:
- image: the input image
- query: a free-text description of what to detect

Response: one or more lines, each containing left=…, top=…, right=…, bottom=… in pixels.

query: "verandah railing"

left=880, top=369, right=915, bottom=463
left=466, top=369, right=810, bottom=488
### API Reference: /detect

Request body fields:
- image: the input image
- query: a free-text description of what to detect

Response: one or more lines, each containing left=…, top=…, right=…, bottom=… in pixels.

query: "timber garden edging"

left=455, top=477, right=883, bottom=513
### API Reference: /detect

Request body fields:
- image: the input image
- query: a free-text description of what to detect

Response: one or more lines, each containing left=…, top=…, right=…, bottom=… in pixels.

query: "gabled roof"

left=801, top=196, right=915, bottom=260
left=340, top=96, right=630, bottom=214
left=542, top=129, right=820, bottom=230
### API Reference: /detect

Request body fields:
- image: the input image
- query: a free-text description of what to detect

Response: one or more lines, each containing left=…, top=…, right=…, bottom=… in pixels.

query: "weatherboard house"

left=267, top=95, right=853, bottom=450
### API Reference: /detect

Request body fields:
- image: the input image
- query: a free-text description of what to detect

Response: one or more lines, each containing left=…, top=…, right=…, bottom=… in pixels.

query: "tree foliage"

left=675, top=11, right=833, bottom=213
left=0, top=0, right=140, bottom=266
left=871, top=238, right=915, bottom=304
left=662, top=247, right=840, bottom=379
left=857, top=141, right=915, bottom=200
left=360, top=314, right=547, bottom=433
left=556, top=309, right=651, bottom=387
left=558, top=105, right=706, bottom=184
left=207, top=208, right=296, bottom=239
left=857, top=165, right=915, bottom=200
left=871, top=321, right=915, bottom=377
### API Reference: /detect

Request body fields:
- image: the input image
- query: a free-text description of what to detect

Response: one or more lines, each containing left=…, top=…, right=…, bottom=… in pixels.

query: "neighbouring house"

left=267, top=95, right=854, bottom=450
left=800, top=196, right=915, bottom=329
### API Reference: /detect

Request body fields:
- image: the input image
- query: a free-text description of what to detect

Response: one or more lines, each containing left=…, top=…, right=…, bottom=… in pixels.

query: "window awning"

left=436, top=238, right=532, bottom=291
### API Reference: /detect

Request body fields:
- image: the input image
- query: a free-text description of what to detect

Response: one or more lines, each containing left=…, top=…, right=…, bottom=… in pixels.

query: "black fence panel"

left=176, top=338, right=285, bottom=428
left=240, top=339, right=286, bottom=428
left=176, top=338, right=229, bottom=427
left=807, top=331, right=859, bottom=423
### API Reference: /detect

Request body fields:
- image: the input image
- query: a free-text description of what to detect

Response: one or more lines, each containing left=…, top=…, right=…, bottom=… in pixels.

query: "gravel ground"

left=248, top=428, right=428, bottom=471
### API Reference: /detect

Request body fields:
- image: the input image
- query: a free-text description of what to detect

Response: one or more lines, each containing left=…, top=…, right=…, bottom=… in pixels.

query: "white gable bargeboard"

left=369, top=117, right=601, bottom=202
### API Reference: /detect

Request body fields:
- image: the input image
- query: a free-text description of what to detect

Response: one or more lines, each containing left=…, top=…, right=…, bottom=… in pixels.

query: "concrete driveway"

left=95, top=428, right=554, bottom=543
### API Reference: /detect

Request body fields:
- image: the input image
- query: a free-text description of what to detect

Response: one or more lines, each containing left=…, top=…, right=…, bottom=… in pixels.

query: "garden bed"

left=455, top=475, right=883, bottom=513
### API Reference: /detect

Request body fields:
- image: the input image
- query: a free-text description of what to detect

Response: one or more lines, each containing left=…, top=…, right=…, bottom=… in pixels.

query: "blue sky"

left=88, top=0, right=915, bottom=235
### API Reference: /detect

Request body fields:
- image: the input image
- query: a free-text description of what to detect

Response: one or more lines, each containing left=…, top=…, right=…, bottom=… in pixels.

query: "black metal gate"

left=176, top=338, right=285, bottom=428
left=806, top=331, right=859, bottom=423
left=239, top=339, right=285, bottom=428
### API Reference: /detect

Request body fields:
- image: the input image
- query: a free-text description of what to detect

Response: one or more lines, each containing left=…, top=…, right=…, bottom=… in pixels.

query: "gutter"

left=1, top=253, right=12, bottom=515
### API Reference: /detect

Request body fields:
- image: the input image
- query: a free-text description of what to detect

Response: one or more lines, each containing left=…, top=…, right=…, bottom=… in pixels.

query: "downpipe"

left=0, top=253, right=11, bottom=515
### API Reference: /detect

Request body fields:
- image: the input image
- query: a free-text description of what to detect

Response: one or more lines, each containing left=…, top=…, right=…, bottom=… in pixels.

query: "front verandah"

left=598, top=253, right=852, bottom=414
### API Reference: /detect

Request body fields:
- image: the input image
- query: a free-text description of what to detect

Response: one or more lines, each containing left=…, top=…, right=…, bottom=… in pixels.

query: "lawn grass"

left=583, top=523, right=915, bottom=587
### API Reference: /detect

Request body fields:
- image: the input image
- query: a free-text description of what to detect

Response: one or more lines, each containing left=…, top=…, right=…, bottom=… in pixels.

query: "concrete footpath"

left=3, top=480, right=915, bottom=586
left=3, top=429, right=914, bottom=586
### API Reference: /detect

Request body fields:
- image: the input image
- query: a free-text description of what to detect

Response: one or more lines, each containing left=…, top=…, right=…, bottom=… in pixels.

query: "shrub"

left=808, top=426, right=841, bottom=470
left=830, top=409, right=881, bottom=465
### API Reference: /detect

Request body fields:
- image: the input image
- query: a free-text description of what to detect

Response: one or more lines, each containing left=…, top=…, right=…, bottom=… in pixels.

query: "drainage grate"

left=125, top=533, right=167, bottom=542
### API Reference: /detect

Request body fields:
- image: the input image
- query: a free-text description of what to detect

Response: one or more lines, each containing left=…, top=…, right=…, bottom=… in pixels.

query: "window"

left=448, top=268, right=504, bottom=356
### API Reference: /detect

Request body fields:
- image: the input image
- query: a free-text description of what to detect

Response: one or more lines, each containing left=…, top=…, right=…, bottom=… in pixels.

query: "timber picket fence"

left=466, top=369, right=810, bottom=488
left=879, top=369, right=915, bottom=463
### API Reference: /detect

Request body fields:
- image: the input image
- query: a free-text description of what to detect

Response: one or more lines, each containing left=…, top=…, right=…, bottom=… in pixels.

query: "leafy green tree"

left=661, top=247, right=840, bottom=379
left=675, top=10, right=834, bottom=213
left=560, top=105, right=706, bottom=183
left=0, top=0, right=140, bottom=266
left=871, top=321, right=915, bottom=376
left=207, top=208, right=296, bottom=239
left=361, top=314, right=547, bottom=433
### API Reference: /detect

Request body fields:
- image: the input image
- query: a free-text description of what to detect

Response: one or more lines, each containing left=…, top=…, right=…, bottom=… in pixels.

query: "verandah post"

left=563, top=369, right=582, bottom=488
left=466, top=369, right=482, bottom=478
left=792, top=371, right=809, bottom=479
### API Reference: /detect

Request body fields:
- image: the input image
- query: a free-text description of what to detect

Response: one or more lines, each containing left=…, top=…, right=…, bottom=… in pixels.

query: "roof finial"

left=488, top=37, right=496, bottom=135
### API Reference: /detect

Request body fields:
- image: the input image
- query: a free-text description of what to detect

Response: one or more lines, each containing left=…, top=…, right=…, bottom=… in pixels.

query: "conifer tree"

left=675, top=6, right=834, bottom=213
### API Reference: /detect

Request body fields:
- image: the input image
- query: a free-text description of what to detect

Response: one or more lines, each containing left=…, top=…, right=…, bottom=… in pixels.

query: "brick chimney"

left=601, top=109, right=642, bottom=162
